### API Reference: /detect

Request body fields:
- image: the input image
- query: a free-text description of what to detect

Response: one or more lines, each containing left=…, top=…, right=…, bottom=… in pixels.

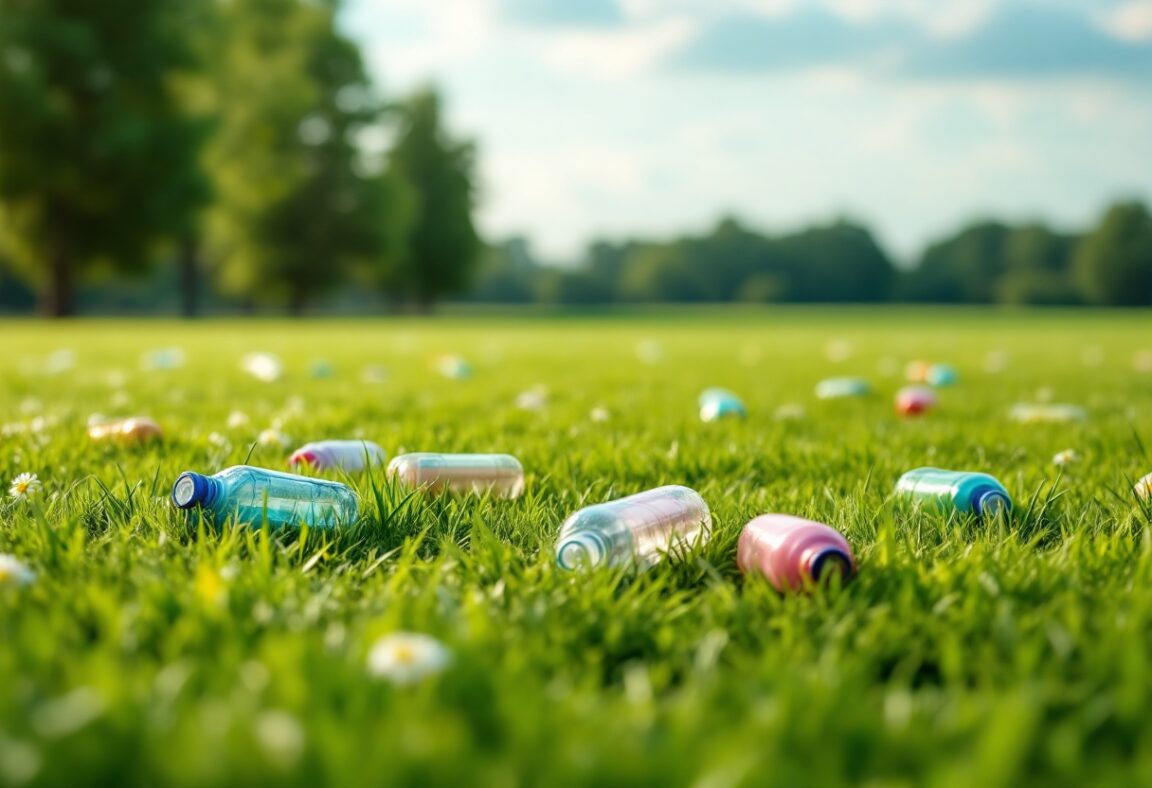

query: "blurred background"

left=0, top=0, right=1149, bottom=317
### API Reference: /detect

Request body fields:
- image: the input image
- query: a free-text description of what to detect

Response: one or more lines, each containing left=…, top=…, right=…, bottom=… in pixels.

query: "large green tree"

left=0, top=0, right=209, bottom=316
left=204, top=0, right=398, bottom=315
left=1074, top=201, right=1152, bottom=306
left=387, top=88, right=480, bottom=310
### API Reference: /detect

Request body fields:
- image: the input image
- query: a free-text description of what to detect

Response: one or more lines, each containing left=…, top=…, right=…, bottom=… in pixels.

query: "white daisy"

left=589, top=406, right=610, bottom=423
left=226, top=410, right=250, bottom=429
left=9, top=473, right=41, bottom=500
left=366, top=632, right=451, bottom=685
left=258, top=428, right=291, bottom=448
left=515, top=386, right=548, bottom=411
left=1053, top=450, right=1080, bottom=467
left=0, top=554, right=36, bottom=587
left=1136, top=473, right=1152, bottom=501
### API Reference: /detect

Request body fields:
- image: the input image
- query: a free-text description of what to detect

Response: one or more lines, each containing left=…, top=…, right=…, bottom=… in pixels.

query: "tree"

left=900, top=221, right=1011, bottom=303
left=1074, top=201, right=1152, bottom=306
left=204, top=0, right=395, bottom=315
left=387, top=88, right=481, bottom=310
left=0, top=0, right=209, bottom=316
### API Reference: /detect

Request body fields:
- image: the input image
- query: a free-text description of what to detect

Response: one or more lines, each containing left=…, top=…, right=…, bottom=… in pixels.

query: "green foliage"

left=1074, top=201, right=1152, bottom=307
left=0, top=0, right=210, bottom=315
left=202, top=0, right=399, bottom=313
left=386, top=88, right=481, bottom=308
left=3, top=311, right=1152, bottom=783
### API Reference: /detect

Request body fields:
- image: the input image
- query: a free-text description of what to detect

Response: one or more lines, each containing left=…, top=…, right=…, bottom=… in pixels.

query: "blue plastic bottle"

left=171, top=465, right=358, bottom=528
left=698, top=388, right=747, bottom=421
left=895, top=467, right=1011, bottom=519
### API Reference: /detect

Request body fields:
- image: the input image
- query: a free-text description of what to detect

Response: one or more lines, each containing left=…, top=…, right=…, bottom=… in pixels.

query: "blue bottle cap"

left=172, top=472, right=211, bottom=509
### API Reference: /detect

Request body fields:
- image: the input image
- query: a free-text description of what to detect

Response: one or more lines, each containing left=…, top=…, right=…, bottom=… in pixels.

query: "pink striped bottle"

left=737, top=514, right=856, bottom=592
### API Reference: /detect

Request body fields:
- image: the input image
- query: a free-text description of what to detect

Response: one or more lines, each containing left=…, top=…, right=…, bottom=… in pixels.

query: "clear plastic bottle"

left=555, top=485, right=712, bottom=571
left=171, top=465, right=358, bottom=528
left=895, top=467, right=1011, bottom=519
left=815, top=377, right=871, bottom=399
left=737, top=514, right=856, bottom=592
left=289, top=440, right=387, bottom=473
left=88, top=416, right=162, bottom=444
left=387, top=453, right=524, bottom=499
left=698, top=388, right=746, bottom=421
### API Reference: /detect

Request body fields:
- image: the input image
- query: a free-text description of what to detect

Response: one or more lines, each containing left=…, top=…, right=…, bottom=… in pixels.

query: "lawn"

left=2, top=308, right=1152, bottom=787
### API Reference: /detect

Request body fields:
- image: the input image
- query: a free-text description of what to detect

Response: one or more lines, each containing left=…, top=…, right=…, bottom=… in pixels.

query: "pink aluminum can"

left=737, top=514, right=856, bottom=592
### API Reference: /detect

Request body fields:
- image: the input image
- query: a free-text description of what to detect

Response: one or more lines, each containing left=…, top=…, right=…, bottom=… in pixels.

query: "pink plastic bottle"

left=737, top=514, right=856, bottom=592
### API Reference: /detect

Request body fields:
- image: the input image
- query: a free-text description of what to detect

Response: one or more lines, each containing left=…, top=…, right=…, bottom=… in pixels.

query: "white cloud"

left=534, top=17, right=696, bottom=79
left=1100, top=0, right=1152, bottom=41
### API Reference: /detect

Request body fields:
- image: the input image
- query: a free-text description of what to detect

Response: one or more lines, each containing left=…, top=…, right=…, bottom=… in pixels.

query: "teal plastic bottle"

left=171, top=465, right=358, bottom=528
left=895, top=467, right=1011, bottom=519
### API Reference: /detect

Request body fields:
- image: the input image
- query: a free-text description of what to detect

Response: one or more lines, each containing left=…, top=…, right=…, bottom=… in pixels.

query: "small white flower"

left=9, top=473, right=41, bottom=500
left=241, top=352, right=283, bottom=383
left=208, top=432, right=231, bottom=450
left=589, top=406, right=610, bottom=423
left=258, top=428, right=291, bottom=448
left=1053, top=449, right=1080, bottom=467
left=254, top=710, right=305, bottom=767
left=366, top=632, right=451, bottom=685
left=0, top=554, right=36, bottom=587
left=226, top=410, right=250, bottom=429
left=1136, top=473, right=1152, bottom=501
left=515, top=386, right=548, bottom=411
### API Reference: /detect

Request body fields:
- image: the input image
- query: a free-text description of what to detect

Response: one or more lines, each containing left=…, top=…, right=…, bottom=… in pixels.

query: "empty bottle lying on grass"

left=738, top=514, right=856, bottom=592
left=388, top=453, right=524, bottom=499
left=895, top=467, right=1011, bottom=519
left=698, top=388, right=746, bottom=422
left=171, top=465, right=358, bottom=528
left=289, top=440, right=387, bottom=473
left=88, top=416, right=162, bottom=444
left=555, top=485, right=711, bottom=571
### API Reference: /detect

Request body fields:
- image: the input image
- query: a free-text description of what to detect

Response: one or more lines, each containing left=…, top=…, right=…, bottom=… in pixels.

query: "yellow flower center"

left=0, top=567, right=11, bottom=583
left=393, top=644, right=417, bottom=665
left=14, top=481, right=29, bottom=494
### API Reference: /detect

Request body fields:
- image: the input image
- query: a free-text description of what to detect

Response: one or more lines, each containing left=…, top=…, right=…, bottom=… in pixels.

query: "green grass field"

left=3, top=308, right=1152, bottom=787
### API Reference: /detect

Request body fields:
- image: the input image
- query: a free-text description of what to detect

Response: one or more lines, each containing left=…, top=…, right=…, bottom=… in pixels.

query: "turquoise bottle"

left=895, top=467, right=1011, bottom=519
left=171, top=465, right=358, bottom=528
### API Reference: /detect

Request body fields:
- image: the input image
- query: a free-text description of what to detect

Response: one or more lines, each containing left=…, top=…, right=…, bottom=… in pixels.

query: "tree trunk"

left=178, top=236, right=200, bottom=318
left=41, top=218, right=75, bottom=318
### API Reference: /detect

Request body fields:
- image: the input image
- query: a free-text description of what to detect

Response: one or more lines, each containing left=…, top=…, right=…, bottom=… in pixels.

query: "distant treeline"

left=470, top=199, right=1152, bottom=307
left=2, top=2, right=1150, bottom=316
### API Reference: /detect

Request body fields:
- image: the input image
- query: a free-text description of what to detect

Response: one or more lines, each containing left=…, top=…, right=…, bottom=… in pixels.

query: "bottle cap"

left=172, top=472, right=211, bottom=509
left=556, top=532, right=609, bottom=570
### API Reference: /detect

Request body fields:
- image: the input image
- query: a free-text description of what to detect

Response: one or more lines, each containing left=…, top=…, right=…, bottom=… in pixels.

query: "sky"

left=343, top=0, right=1152, bottom=264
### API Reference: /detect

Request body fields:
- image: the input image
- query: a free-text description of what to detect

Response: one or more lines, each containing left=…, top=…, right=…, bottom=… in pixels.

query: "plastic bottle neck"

left=806, top=548, right=852, bottom=585
left=973, top=488, right=1010, bottom=518
left=557, top=531, right=611, bottom=570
